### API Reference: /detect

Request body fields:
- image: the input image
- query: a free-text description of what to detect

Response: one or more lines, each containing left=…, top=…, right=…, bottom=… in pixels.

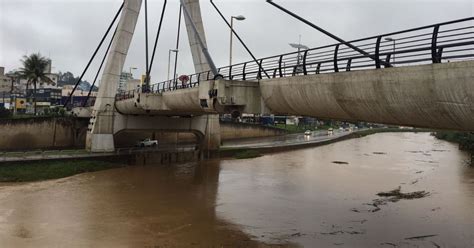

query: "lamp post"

left=289, top=36, right=309, bottom=74
left=168, top=49, right=179, bottom=81
left=229, top=15, right=246, bottom=68
left=289, top=35, right=309, bottom=65
left=385, top=37, right=396, bottom=64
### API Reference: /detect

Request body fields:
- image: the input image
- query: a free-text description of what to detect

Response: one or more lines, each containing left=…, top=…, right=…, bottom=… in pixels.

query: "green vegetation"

left=18, top=53, right=55, bottom=115
left=234, top=150, right=262, bottom=159
left=0, top=160, right=125, bottom=182
left=351, top=128, right=432, bottom=138
left=434, top=131, right=474, bottom=159
left=0, top=106, right=11, bottom=119
left=275, top=124, right=319, bottom=134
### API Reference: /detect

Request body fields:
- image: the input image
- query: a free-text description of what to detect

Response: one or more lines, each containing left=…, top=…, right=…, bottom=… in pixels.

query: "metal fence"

left=116, top=17, right=474, bottom=101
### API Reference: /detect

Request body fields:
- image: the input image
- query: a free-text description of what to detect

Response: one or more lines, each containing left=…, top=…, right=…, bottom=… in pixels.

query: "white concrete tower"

left=182, top=0, right=212, bottom=76
left=86, top=0, right=143, bottom=152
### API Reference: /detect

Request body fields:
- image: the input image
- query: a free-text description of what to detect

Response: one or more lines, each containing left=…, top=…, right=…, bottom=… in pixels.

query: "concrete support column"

left=200, top=114, right=221, bottom=156
left=183, top=0, right=212, bottom=78
left=86, top=0, right=143, bottom=152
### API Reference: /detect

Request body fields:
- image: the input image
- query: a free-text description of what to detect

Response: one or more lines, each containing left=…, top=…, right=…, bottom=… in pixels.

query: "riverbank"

left=223, top=128, right=433, bottom=159
left=0, top=128, right=432, bottom=182
left=0, top=159, right=126, bottom=182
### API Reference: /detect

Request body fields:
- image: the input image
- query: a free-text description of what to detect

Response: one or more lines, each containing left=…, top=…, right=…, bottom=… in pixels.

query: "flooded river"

left=0, top=133, right=473, bottom=247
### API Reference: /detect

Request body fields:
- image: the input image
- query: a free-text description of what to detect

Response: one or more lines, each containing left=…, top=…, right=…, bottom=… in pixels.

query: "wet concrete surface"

left=0, top=132, right=473, bottom=247
left=222, top=129, right=354, bottom=149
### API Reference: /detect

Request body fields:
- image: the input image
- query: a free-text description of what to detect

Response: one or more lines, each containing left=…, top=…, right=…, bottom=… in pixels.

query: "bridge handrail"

left=115, top=17, right=474, bottom=101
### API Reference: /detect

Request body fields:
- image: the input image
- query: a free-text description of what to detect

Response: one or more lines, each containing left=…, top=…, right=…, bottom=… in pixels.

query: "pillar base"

left=88, top=133, right=115, bottom=152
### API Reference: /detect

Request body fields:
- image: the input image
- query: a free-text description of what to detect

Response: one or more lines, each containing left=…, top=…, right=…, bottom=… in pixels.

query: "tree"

left=58, top=71, right=76, bottom=85
left=18, top=53, right=55, bottom=115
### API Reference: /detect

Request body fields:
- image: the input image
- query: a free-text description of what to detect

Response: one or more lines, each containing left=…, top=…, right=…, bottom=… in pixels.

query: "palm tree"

left=18, top=53, right=55, bottom=115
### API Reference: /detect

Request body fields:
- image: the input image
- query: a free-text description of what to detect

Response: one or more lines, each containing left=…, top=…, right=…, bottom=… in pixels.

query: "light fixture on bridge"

left=289, top=35, right=309, bottom=74
left=289, top=43, right=309, bottom=50
left=230, top=15, right=246, bottom=67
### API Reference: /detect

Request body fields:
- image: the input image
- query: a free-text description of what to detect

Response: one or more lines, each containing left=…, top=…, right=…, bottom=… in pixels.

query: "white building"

left=118, top=72, right=133, bottom=92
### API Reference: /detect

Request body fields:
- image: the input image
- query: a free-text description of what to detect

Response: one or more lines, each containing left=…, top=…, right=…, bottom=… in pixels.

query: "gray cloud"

left=1, top=0, right=472, bottom=85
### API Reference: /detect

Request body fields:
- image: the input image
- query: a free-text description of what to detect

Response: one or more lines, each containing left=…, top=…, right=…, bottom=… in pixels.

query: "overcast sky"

left=0, top=0, right=472, bottom=84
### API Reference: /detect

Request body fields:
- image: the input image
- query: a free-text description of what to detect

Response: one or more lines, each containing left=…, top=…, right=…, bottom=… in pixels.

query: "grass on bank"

left=351, top=128, right=433, bottom=137
left=274, top=124, right=320, bottom=134
left=0, top=160, right=125, bottom=182
left=234, top=150, right=262, bottom=159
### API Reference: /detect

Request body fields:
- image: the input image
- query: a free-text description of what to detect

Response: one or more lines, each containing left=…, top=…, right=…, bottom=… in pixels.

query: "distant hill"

left=58, top=71, right=98, bottom=91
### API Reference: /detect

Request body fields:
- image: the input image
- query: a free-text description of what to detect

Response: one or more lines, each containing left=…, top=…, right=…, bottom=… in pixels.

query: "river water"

left=0, top=133, right=473, bottom=247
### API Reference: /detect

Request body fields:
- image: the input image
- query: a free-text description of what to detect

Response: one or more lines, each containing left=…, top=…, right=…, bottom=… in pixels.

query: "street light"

left=168, top=49, right=179, bottom=81
left=289, top=35, right=309, bottom=73
left=385, top=37, right=396, bottom=64
left=229, top=15, right=246, bottom=67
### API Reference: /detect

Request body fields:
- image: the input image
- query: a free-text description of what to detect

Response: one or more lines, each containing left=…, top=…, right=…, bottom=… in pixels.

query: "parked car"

left=136, top=138, right=158, bottom=147
left=327, top=128, right=334, bottom=135
left=304, top=130, right=312, bottom=136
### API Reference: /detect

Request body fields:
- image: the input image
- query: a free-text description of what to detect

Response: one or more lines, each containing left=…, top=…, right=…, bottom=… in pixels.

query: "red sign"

left=178, top=75, right=190, bottom=83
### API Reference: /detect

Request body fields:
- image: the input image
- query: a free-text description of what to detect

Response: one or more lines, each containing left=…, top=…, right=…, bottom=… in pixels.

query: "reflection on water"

left=0, top=133, right=473, bottom=247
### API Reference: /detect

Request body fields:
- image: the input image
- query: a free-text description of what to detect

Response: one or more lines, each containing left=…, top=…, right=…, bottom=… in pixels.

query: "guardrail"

left=116, top=17, right=474, bottom=101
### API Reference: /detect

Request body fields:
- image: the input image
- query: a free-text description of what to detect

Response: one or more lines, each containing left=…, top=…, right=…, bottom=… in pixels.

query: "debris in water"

left=431, top=241, right=441, bottom=248
left=373, top=152, right=387, bottom=155
left=416, top=171, right=424, bottom=174
left=290, top=232, right=302, bottom=237
left=377, top=187, right=430, bottom=200
left=380, top=242, right=398, bottom=247
left=431, top=207, right=441, bottom=211
left=320, top=230, right=364, bottom=235
left=411, top=179, right=419, bottom=185
left=320, top=231, right=344, bottom=235
left=404, top=234, right=438, bottom=240
left=332, top=161, right=349, bottom=165
left=349, top=219, right=367, bottom=224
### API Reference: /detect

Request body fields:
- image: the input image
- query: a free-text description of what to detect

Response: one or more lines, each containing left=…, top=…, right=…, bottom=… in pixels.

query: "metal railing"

left=116, top=17, right=474, bottom=101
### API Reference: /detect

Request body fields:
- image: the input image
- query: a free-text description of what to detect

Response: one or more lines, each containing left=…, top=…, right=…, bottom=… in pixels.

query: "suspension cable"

left=173, top=4, right=183, bottom=86
left=145, top=0, right=150, bottom=81
left=266, top=0, right=391, bottom=68
left=210, top=0, right=270, bottom=79
left=82, top=27, right=118, bottom=107
left=145, top=0, right=168, bottom=91
left=63, top=2, right=124, bottom=108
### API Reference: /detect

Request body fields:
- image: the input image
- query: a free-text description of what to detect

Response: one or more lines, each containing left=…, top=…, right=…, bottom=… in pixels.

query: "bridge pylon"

left=87, top=0, right=222, bottom=153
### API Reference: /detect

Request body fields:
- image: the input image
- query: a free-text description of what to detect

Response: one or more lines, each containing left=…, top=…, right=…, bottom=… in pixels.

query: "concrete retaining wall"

left=0, top=118, right=88, bottom=151
left=0, top=118, right=286, bottom=150
left=220, top=122, right=287, bottom=140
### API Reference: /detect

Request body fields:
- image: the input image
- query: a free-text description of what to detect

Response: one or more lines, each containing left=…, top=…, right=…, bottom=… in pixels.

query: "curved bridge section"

left=260, top=61, right=474, bottom=131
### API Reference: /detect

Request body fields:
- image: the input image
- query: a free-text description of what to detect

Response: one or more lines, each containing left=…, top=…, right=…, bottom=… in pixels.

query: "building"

left=26, top=87, right=62, bottom=112
left=61, top=85, right=97, bottom=107
left=0, top=67, right=13, bottom=94
left=125, top=79, right=141, bottom=92
left=118, top=72, right=133, bottom=92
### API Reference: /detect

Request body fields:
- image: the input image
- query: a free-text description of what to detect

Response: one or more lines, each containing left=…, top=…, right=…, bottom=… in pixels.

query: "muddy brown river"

left=0, top=133, right=473, bottom=247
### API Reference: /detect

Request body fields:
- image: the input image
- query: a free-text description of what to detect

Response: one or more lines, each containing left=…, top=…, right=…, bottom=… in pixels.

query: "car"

left=304, top=130, right=312, bottom=136
left=327, top=128, right=334, bottom=135
left=137, top=138, right=158, bottom=147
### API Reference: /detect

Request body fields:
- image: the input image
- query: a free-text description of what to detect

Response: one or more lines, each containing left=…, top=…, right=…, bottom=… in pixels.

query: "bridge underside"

left=260, top=60, right=474, bottom=131
left=115, top=61, right=473, bottom=131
